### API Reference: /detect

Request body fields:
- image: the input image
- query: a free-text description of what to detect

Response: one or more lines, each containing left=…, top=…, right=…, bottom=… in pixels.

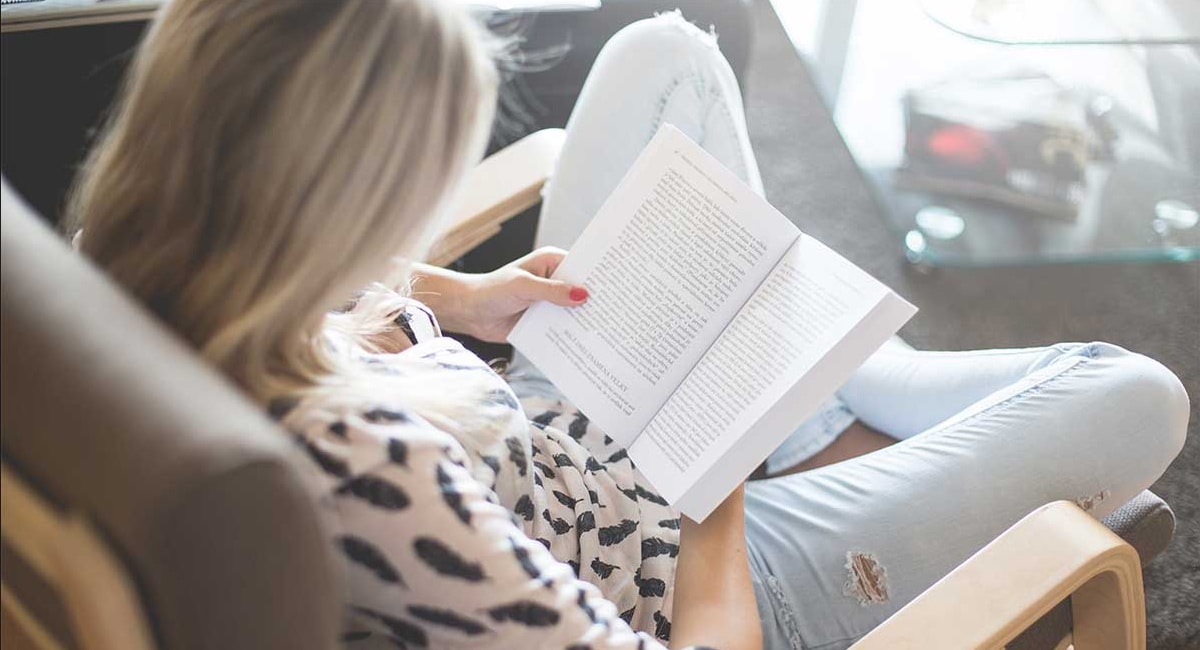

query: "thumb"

left=520, top=274, right=589, bottom=307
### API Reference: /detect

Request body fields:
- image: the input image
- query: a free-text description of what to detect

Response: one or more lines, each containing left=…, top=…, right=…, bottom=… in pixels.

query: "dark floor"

left=740, top=2, right=1199, bottom=648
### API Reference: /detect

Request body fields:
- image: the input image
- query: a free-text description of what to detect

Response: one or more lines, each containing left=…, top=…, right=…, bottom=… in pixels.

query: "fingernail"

left=569, top=287, right=589, bottom=302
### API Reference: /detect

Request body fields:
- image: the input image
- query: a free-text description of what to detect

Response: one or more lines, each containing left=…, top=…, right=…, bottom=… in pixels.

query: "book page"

left=509, top=125, right=798, bottom=446
left=630, top=235, right=916, bottom=516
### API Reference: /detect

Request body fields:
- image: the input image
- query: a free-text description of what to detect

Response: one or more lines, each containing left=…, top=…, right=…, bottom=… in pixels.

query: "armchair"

left=430, top=130, right=1176, bottom=650
left=0, top=128, right=1174, bottom=650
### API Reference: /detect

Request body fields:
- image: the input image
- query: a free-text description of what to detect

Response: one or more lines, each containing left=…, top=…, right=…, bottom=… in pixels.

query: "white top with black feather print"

left=274, top=299, right=710, bottom=650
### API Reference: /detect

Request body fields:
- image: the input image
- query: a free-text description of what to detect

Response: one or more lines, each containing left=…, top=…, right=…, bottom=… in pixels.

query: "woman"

left=69, top=1, right=1189, bottom=648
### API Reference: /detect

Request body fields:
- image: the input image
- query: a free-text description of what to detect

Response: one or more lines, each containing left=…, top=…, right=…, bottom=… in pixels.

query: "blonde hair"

left=69, top=0, right=498, bottom=421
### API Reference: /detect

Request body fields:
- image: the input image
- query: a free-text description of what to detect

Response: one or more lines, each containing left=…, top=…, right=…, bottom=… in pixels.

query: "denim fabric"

left=743, top=342, right=1187, bottom=649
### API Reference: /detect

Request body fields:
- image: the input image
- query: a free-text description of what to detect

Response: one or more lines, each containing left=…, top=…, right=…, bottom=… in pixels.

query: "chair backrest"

left=0, top=179, right=342, bottom=650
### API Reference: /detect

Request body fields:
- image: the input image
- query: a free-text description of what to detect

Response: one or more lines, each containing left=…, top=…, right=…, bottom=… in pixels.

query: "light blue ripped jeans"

left=522, top=13, right=1191, bottom=649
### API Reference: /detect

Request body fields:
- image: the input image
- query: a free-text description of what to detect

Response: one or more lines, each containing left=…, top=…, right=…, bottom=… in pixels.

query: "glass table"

left=772, top=0, right=1200, bottom=266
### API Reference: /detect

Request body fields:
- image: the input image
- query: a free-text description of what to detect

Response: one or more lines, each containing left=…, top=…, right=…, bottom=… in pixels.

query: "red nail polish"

left=569, top=287, right=588, bottom=302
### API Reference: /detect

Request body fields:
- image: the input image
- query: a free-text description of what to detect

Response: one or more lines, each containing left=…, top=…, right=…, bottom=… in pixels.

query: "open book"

left=509, top=125, right=916, bottom=521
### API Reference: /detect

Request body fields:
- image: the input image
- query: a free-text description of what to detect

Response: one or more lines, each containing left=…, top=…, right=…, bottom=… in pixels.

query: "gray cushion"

left=0, top=179, right=342, bottom=650
left=1102, top=489, right=1176, bottom=563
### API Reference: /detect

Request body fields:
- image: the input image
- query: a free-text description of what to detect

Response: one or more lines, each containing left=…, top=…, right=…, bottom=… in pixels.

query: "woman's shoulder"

left=279, top=393, right=472, bottom=491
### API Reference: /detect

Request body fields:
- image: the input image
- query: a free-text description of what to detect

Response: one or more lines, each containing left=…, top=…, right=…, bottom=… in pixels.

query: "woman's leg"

left=511, top=11, right=761, bottom=396
left=743, top=342, right=1189, bottom=649
left=535, top=10, right=762, bottom=251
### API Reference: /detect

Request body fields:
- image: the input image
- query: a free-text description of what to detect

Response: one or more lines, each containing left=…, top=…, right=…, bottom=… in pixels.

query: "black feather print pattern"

left=486, top=600, right=561, bottom=627
left=542, top=510, right=573, bottom=535
left=340, top=535, right=404, bottom=585
left=480, top=455, right=501, bottom=475
left=533, top=472, right=543, bottom=488
left=552, top=490, right=582, bottom=508
left=605, top=448, right=629, bottom=463
left=387, top=437, right=408, bottom=468
left=393, top=310, right=418, bottom=345
left=597, top=519, right=638, bottom=546
left=588, top=489, right=603, bottom=506
left=584, top=457, right=606, bottom=473
left=435, top=463, right=472, bottom=527
left=535, top=537, right=552, bottom=551
left=485, top=388, right=521, bottom=410
left=532, top=460, right=556, bottom=479
left=441, top=445, right=467, bottom=468
left=363, top=407, right=408, bottom=423
left=634, top=569, right=667, bottom=598
left=577, top=586, right=601, bottom=624
left=658, top=517, right=681, bottom=530
left=504, top=436, right=528, bottom=477
left=590, top=557, right=620, bottom=579
left=508, top=537, right=548, bottom=585
left=619, top=487, right=639, bottom=502
left=514, top=494, right=535, bottom=521
left=336, top=475, right=410, bottom=510
left=576, top=511, right=596, bottom=533
left=341, top=630, right=371, bottom=642
left=530, top=442, right=542, bottom=457
left=619, top=606, right=636, bottom=624
left=328, top=420, right=348, bottom=438
left=635, top=484, right=669, bottom=506
left=566, top=645, right=592, bottom=650
left=353, top=606, right=427, bottom=648
left=653, top=611, right=672, bottom=639
left=531, top=410, right=560, bottom=428
left=406, top=605, right=489, bottom=635
left=567, top=560, right=580, bottom=577
left=640, top=537, right=679, bottom=560
left=412, top=537, right=487, bottom=582
left=567, top=413, right=590, bottom=440
left=300, top=439, right=350, bottom=478
left=552, top=453, right=575, bottom=468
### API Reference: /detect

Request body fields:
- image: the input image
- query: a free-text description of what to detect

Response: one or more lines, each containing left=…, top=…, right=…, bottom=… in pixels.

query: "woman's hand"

left=410, top=248, right=588, bottom=343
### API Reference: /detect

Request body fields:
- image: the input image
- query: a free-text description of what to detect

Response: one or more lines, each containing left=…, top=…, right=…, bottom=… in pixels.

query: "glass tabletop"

left=775, top=0, right=1200, bottom=266
left=920, top=0, right=1200, bottom=45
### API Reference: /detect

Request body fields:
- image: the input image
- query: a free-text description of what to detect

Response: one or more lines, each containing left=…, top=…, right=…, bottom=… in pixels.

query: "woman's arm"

left=406, top=262, right=474, bottom=333
left=671, top=485, right=762, bottom=650
left=408, top=248, right=588, bottom=343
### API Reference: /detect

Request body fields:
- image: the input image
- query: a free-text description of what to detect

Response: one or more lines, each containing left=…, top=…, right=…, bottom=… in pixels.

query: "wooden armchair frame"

left=851, top=501, right=1145, bottom=650
left=426, top=128, right=566, bottom=266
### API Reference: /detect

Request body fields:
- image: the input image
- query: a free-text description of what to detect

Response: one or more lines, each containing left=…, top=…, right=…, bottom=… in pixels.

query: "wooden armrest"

left=425, top=128, right=566, bottom=267
left=851, top=501, right=1145, bottom=650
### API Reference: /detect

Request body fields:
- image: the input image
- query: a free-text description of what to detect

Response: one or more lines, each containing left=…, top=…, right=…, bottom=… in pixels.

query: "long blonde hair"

left=68, top=0, right=498, bottom=419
